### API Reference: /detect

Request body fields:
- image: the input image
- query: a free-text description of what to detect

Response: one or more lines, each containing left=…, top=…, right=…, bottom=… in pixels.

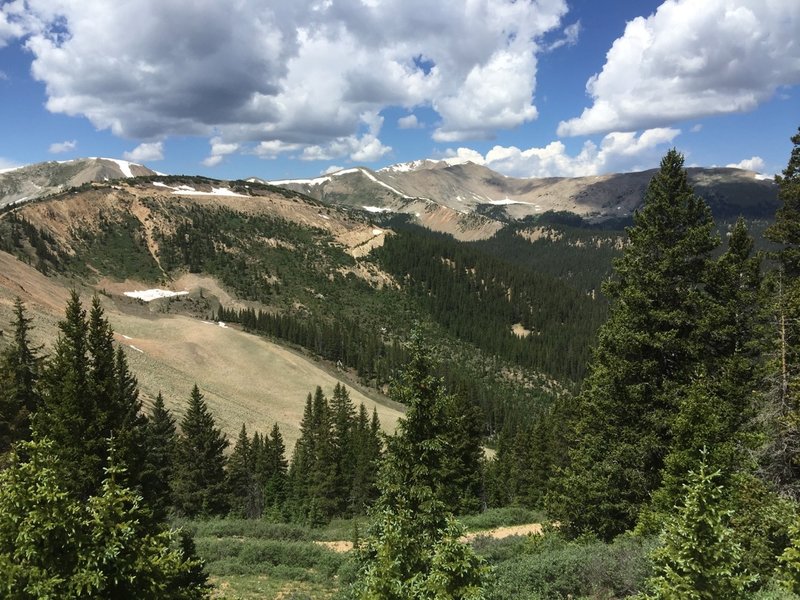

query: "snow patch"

left=270, top=175, right=331, bottom=186
left=124, top=289, right=189, bottom=302
left=92, top=157, right=140, bottom=178
left=0, top=165, right=24, bottom=174
left=171, top=186, right=248, bottom=198
left=357, top=169, right=413, bottom=198
left=218, top=321, right=228, bottom=328
left=486, top=198, right=536, bottom=206
left=362, top=206, right=393, bottom=213
left=372, top=229, right=383, bottom=235
left=121, top=334, right=132, bottom=340
left=128, top=345, right=144, bottom=353
left=318, top=213, right=330, bottom=220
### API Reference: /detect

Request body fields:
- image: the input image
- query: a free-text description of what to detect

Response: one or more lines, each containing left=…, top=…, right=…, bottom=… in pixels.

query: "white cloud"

left=321, top=165, right=344, bottom=175
left=397, top=114, right=422, bottom=129
left=558, top=0, right=800, bottom=136
left=123, top=142, right=163, bottom=162
left=690, top=124, right=703, bottom=133
left=3, top=0, right=569, bottom=155
left=202, top=136, right=239, bottom=167
left=546, top=20, right=581, bottom=51
left=444, top=127, right=680, bottom=177
left=48, top=139, right=77, bottom=154
left=253, top=140, right=303, bottom=159
left=300, top=111, right=391, bottom=162
left=726, top=156, right=765, bottom=172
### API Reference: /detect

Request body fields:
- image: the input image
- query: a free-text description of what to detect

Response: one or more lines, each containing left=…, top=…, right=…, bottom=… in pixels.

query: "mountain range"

left=0, top=157, right=779, bottom=241
left=0, top=155, right=780, bottom=445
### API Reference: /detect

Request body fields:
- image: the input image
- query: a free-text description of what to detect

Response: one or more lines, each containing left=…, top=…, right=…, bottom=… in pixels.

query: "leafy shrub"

left=488, top=532, right=654, bottom=600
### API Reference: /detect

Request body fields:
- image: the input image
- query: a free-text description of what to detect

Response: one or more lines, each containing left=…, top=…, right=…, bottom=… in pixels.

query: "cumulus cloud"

left=444, top=127, right=680, bottom=177
left=123, top=142, right=163, bottom=162
left=558, top=0, right=800, bottom=136
left=397, top=114, right=423, bottom=129
left=1, top=0, right=570, bottom=156
left=48, top=139, right=77, bottom=154
left=726, top=156, right=766, bottom=172
left=322, top=165, right=344, bottom=175
left=203, top=136, right=239, bottom=167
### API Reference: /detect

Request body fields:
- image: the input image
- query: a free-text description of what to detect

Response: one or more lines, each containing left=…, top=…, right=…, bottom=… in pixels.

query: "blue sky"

left=0, top=0, right=797, bottom=181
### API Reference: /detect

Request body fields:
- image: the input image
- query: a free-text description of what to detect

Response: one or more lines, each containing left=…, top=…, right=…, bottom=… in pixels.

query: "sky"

left=0, top=0, right=798, bottom=181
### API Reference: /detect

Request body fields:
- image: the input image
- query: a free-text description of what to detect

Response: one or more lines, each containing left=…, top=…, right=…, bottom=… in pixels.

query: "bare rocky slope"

left=260, top=160, right=779, bottom=239
left=0, top=157, right=157, bottom=209
left=0, top=175, right=404, bottom=449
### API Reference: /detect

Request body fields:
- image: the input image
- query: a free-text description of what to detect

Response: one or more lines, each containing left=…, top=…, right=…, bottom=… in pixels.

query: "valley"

left=0, top=145, right=796, bottom=600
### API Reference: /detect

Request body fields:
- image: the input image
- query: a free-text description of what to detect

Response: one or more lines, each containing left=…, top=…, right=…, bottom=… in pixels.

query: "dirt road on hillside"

left=315, top=522, right=544, bottom=553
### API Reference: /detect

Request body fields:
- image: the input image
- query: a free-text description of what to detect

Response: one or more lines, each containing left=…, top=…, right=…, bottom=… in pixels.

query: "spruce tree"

left=352, top=333, right=488, bottom=598
left=350, top=404, right=382, bottom=514
left=0, top=298, right=40, bottom=453
left=763, top=126, right=800, bottom=498
left=172, top=385, right=229, bottom=517
left=643, top=453, right=753, bottom=599
left=330, top=383, right=356, bottom=514
left=112, top=346, right=149, bottom=495
left=263, top=422, right=288, bottom=513
left=288, top=387, right=338, bottom=524
left=35, top=291, right=101, bottom=498
left=142, top=392, right=177, bottom=521
left=649, top=219, right=763, bottom=518
left=441, top=392, right=485, bottom=514
left=0, top=438, right=210, bottom=599
left=549, top=150, right=719, bottom=539
left=226, top=424, right=259, bottom=518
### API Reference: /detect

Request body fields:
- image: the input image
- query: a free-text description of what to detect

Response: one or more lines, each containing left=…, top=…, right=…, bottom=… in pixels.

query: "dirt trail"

left=315, top=522, right=544, bottom=553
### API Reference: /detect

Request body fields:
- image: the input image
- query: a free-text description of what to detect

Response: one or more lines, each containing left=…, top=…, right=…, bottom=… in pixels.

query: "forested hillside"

left=1, top=129, right=800, bottom=599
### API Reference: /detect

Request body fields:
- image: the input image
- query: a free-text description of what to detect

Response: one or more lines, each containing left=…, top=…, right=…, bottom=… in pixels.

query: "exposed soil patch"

left=315, top=522, right=545, bottom=553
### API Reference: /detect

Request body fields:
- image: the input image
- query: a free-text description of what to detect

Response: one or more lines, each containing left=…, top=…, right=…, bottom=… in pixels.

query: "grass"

left=182, top=518, right=350, bottom=600
left=181, top=509, right=551, bottom=600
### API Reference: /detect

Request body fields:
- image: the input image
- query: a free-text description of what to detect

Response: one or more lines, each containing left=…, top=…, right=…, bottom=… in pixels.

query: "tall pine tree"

left=352, top=333, right=488, bottom=599
left=0, top=297, right=40, bottom=453
left=762, top=126, right=800, bottom=498
left=142, top=392, right=177, bottom=521
left=172, top=385, right=229, bottom=517
left=549, top=150, right=719, bottom=539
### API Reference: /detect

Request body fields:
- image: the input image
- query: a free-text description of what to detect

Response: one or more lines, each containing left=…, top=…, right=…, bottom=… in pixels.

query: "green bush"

left=489, top=532, right=654, bottom=600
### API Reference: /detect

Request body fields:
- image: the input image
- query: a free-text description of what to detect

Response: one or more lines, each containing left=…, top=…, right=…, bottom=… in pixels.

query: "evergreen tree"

left=143, top=392, right=177, bottom=521
left=350, top=404, right=382, bottom=514
left=112, top=346, right=150, bottom=495
left=549, top=150, right=719, bottom=539
left=288, top=387, right=338, bottom=524
left=642, top=453, right=753, bottom=599
left=226, top=424, right=259, bottom=518
left=647, top=219, right=764, bottom=520
left=762, top=126, right=800, bottom=498
left=35, top=291, right=101, bottom=498
left=351, top=334, right=488, bottom=599
left=441, top=392, right=485, bottom=514
left=0, top=438, right=210, bottom=599
left=263, top=422, right=288, bottom=513
left=0, top=297, right=40, bottom=453
left=331, top=383, right=357, bottom=514
left=35, top=294, right=149, bottom=499
left=172, top=385, right=229, bottom=517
